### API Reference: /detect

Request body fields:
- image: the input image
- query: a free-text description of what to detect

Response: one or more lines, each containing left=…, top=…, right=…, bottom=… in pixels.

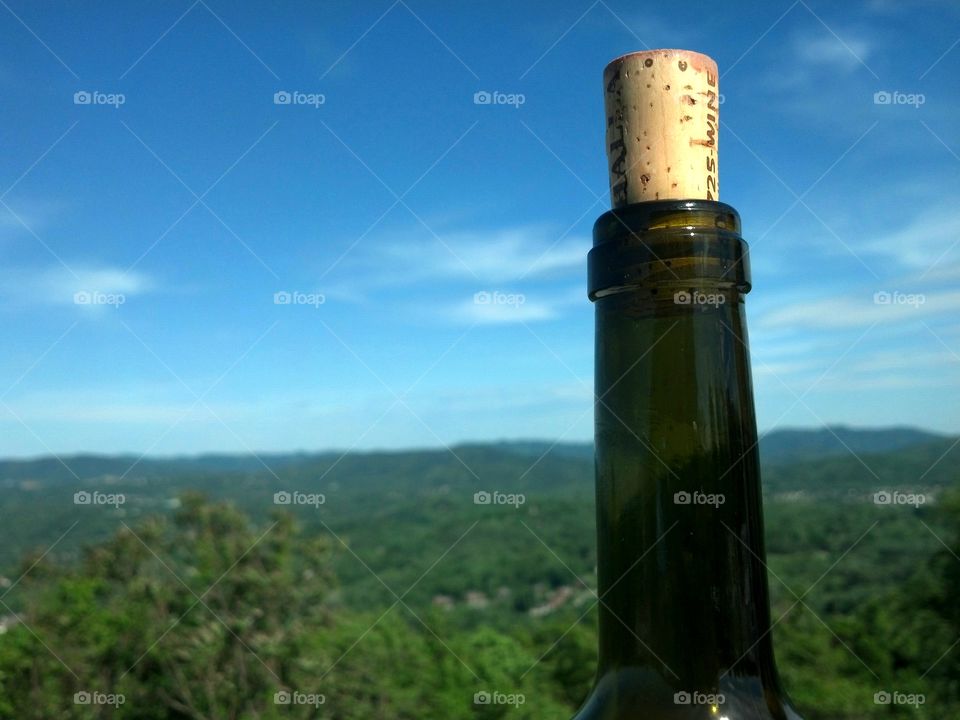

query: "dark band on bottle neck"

left=588, top=200, right=750, bottom=301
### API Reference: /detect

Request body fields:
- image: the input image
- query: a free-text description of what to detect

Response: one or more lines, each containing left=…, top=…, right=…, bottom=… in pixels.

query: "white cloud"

left=321, top=224, right=590, bottom=322
left=847, top=348, right=956, bottom=373
left=752, top=205, right=960, bottom=333
left=862, top=207, right=960, bottom=269
left=440, top=284, right=585, bottom=325
left=343, top=224, right=588, bottom=285
left=0, top=265, right=154, bottom=307
left=754, top=29, right=876, bottom=102
left=0, top=198, right=63, bottom=235
left=437, top=226, right=585, bottom=280
left=449, top=295, right=558, bottom=325
left=795, top=32, right=872, bottom=73
left=752, top=359, right=820, bottom=378
left=757, top=289, right=960, bottom=329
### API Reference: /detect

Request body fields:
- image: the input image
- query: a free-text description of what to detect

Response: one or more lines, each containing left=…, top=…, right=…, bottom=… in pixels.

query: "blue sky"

left=0, top=0, right=957, bottom=456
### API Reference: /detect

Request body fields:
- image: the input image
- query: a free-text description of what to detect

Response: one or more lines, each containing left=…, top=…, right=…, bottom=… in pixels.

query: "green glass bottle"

left=571, top=199, right=804, bottom=719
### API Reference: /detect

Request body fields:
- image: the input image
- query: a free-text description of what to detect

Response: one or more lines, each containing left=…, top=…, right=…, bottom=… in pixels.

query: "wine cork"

left=603, top=49, right=719, bottom=207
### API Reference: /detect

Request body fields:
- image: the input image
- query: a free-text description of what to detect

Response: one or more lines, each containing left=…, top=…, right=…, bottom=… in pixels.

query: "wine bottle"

left=572, top=50, right=804, bottom=719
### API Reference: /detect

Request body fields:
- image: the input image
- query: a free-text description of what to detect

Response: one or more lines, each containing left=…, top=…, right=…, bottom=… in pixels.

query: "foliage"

left=1, top=435, right=958, bottom=718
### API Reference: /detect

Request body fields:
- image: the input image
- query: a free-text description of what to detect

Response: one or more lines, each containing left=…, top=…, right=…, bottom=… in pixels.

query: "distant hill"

left=470, top=440, right=594, bottom=462
left=0, top=426, right=950, bottom=486
left=0, top=426, right=957, bottom=617
left=473, top=427, right=949, bottom=467
left=758, top=425, right=947, bottom=465
left=0, top=451, right=324, bottom=487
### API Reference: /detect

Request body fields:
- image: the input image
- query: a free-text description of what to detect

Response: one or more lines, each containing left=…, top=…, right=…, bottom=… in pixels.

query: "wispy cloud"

left=449, top=294, right=557, bottom=325
left=753, top=26, right=878, bottom=105
left=794, top=32, right=872, bottom=73
left=862, top=206, right=960, bottom=269
left=757, top=288, right=960, bottom=329
left=0, top=198, right=64, bottom=235
left=418, top=284, right=584, bottom=326
left=0, top=265, right=154, bottom=308
left=339, top=223, right=587, bottom=286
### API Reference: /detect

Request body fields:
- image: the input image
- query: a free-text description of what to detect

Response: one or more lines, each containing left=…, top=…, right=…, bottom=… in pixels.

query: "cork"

left=603, top=49, right=719, bottom=207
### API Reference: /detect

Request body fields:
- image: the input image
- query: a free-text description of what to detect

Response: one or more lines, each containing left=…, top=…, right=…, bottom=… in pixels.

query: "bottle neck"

left=589, top=201, right=781, bottom=698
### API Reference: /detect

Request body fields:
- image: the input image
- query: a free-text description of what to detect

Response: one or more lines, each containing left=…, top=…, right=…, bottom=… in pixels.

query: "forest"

left=0, top=427, right=957, bottom=718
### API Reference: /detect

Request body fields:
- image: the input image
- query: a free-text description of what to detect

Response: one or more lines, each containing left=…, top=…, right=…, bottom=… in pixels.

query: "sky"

left=0, top=0, right=957, bottom=457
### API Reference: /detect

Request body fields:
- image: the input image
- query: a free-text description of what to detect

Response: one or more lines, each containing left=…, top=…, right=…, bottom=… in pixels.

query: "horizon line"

left=0, top=423, right=952, bottom=463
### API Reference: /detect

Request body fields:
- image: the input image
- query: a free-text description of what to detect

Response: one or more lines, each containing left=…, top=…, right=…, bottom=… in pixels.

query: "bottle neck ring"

left=588, top=200, right=750, bottom=301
